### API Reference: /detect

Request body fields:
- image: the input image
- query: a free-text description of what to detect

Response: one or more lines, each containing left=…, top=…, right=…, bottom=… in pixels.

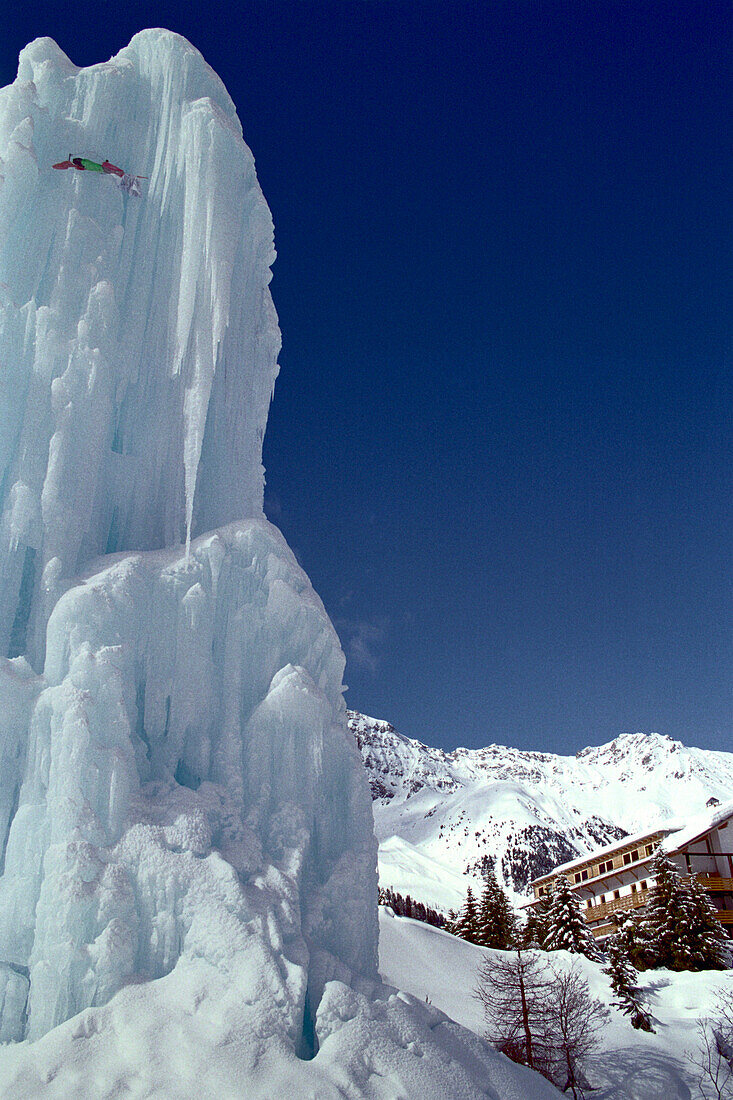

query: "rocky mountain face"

left=348, top=710, right=733, bottom=913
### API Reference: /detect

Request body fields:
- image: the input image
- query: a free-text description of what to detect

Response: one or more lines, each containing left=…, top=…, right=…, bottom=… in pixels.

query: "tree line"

left=378, top=886, right=446, bottom=929
left=452, top=849, right=729, bottom=973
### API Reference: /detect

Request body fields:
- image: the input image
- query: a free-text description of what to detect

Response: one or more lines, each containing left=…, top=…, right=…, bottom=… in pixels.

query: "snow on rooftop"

left=529, top=798, right=733, bottom=886
left=659, top=798, right=733, bottom=855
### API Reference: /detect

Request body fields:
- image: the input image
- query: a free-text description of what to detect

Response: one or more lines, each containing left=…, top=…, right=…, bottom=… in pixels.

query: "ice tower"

left=0, top=32, right=559, bottom=1099
left=0, top=27, right=377, bottom=1044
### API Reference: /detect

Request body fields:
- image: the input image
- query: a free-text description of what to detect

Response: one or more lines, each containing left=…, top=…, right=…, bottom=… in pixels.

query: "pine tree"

left=644, top=851, right=730, bottom=971
left=603, top=936, right=655, bottom=1032
left=644, top=851, right=684, bottom=948
left=543, top=875, right=600, bottom=959
left=477, top=869, right=516, bottom=949
left=522, top=894, right=552, bottom=949
left=685, top=875, right=729, bottom=971
left=456, top=885, right=481, bottom=944
left=610, top=912, right=658, bottom=972
left=660, top=880, right=703, bottom=970
left=377, top=887, right=446, bottom=929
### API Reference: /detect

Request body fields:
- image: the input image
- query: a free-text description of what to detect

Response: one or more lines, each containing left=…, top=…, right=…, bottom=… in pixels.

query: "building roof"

left=528, top=799, right=733, bottom=888
left=659, top=799, right=733, bottom=855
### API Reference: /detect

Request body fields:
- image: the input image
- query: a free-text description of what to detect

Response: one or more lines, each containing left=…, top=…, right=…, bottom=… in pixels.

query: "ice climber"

left=53, top=155, right=144, bottom=196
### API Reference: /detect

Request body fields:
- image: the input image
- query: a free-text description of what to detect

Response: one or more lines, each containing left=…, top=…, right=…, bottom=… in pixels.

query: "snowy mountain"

left=0, top=31, right=565, bottom=1100
left=349, top=711, right=733, bottom=913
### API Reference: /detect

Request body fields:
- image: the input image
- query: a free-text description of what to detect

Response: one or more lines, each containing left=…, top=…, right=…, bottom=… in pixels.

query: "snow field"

left=379, top=909, right=733, bottom=1100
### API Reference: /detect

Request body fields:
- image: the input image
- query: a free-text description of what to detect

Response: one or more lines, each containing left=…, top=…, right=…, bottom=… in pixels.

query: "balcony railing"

left=584, top=881, right=733, bottom=928
left=694, top=874, right=733, bottom=891
left=584, top=894, right=647, bottom=922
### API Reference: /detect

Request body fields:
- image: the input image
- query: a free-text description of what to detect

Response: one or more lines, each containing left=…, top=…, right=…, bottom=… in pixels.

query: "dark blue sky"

left=3, top=2, right=731, bottom=754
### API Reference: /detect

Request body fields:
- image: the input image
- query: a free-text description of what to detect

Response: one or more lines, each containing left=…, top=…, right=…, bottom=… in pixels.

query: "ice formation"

left=0, top=25, right=375, bottom=1044
left=0, top=32, right=557, bottom=1098
left=0, top=31, right=281, bottom=667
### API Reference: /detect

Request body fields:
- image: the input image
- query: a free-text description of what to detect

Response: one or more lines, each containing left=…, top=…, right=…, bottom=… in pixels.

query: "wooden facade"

left=525, top=805, right=733, bottom=941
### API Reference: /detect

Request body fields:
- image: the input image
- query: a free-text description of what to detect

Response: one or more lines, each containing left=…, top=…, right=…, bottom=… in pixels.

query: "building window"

left=613, top=890, right=620, bottom=900
left=598, top=859, right=614, bottom=874
left=622, top=849, right=639, bottom=866
left=640, top=880, right=648, bottom=890
left=645, top=844, right=654, bottom=856
left=631, top=883, right=637, bottom=894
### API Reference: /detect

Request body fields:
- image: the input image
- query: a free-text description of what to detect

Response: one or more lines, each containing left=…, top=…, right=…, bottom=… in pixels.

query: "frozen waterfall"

left=0, top=28, right=377, bottom=1046
left=0, top=32, right=560, bottom=1100
left=0, top=31, right=281, bottom=666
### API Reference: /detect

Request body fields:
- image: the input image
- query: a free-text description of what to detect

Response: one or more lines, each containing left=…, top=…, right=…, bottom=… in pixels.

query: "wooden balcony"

left=694, top=874, right=733, bottom=892
left=584, top=894, right=647, bottom=923
left=584, top=887, right=733, bottom=930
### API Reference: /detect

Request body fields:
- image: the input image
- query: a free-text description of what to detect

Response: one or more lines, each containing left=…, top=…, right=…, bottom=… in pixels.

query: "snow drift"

left=0, top=31, right=558, bottom=1099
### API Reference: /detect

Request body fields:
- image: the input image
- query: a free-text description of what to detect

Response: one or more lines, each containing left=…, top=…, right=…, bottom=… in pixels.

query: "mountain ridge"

left=348, top=710, right=733, bottom=913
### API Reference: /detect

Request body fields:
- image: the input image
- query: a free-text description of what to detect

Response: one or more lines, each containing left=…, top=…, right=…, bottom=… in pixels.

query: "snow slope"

left=0, top=31, right=564, bottom=1099
left=350, top=711, right=733, bottom=912
left=379, top=909, right=733, bottom=1100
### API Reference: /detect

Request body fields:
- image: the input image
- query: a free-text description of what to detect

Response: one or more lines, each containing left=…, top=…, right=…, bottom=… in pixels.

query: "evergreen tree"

left=543, top=875, right=600, bottom=959
left=644, top=851, right=729, bottom=971
left=477, top=854, right=495, bottom=881
left=603, top=936, right=655, bottom=1032
left=610, top=912, right=658, bottom=972
left=522, top=894, right=552, bottom=949
left=377, top=887, right=446, bottom=929
left=644, top=851, right=684, bottom=947
left=658, top=879, right=702, bottom=970
left=477, top=869, right=516, bottom=949
left=685, top=874, right=729, bottom=971
left=456, top=885, right=481, bottom=944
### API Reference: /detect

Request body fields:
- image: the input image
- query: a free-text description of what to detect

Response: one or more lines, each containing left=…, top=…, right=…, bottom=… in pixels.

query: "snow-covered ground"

left=379, top=909, right=733, bottom=1100
left=0, top=955, right=565, bottom=1099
